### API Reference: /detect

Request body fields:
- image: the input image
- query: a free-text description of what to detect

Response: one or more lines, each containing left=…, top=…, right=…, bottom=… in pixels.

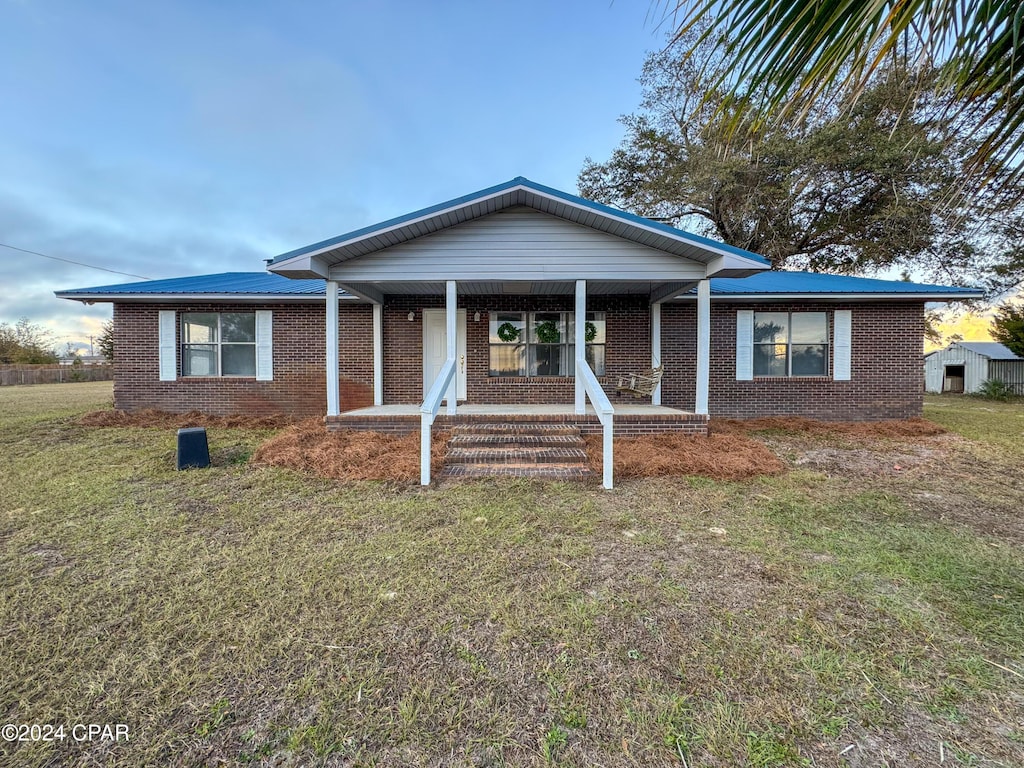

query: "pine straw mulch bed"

left=76, top=408, right=949, bottom=484
left=250, top=419, right=448, bottom=482
left=713, top=416, right=952, bottom=481
left=585, top=417, right=947, bottom=482
left=77, top=408, right=295, bottom=429
left=712, top=415, right=946, bottom=438
left=585, top=431, right=787, bottom=481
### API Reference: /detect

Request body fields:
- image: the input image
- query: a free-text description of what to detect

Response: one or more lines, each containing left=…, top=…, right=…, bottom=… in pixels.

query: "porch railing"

left=420, top=357, right=457, bottom=485
left=577, top=359, right=615, bottom=489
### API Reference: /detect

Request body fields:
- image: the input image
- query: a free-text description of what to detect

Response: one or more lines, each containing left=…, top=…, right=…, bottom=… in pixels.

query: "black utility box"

left=176, top=427, right=210, bottom=470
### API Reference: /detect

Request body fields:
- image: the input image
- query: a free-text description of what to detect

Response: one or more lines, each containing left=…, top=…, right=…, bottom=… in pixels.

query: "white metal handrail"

left=577, top=359, right=614, bottom=489
left=420, top=357, right=457, bottom=485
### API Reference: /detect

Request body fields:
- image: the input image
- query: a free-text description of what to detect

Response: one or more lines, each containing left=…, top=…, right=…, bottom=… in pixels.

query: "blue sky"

left=0, top=0, right=667, bottom=351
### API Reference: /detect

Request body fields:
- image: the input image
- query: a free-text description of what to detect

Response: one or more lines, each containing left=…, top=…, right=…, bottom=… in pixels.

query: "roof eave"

left=54, top=292, right=345, bottom=304
left=704, top=254, right=766, bottom=279
left=673, top=292, right=985, bottom=302
left=266, top=254, right=330, bottom=279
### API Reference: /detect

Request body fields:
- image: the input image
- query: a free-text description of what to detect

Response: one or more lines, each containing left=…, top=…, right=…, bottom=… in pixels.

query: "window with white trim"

left=753, top=311, right=829, bottom=377
left=489, top=311, right=606, bottom=376
left=181, top=312, right=257, bottom=376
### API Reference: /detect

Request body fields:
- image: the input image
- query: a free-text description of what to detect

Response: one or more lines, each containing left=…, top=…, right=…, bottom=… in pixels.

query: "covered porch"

left=321, top=278, right=713, bottom=489
left=268, top=179, right=770, bottom=488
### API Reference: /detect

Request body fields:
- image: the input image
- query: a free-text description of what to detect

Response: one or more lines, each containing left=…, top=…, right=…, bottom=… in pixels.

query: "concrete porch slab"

left=327, top=403, right=708, bottom=437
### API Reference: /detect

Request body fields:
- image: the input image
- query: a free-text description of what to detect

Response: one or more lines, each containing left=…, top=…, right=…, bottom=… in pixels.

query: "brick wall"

left=661, top=301, right=925, bottom=420
left=114, top=297, right=925, bottom=421
left=113, top=302, right=373, bottom=417
left=384, top=295, right=651, bottom=405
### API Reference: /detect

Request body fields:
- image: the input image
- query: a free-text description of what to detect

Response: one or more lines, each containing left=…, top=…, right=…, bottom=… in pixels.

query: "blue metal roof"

left=56, top=272, right=324, bottom=298
left=270, top=177, right=772, bottom=268
left=56, top=270, right=985, bottom=301
left=694, top=271, right=984, bottom=297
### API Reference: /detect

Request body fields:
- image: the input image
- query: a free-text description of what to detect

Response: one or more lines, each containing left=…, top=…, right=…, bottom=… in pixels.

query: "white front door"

left=423, top=309, right=467, bottom=399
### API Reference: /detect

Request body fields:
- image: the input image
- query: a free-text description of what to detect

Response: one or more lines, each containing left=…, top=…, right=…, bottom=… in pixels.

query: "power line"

left=0, top=242, right=152, bottom=281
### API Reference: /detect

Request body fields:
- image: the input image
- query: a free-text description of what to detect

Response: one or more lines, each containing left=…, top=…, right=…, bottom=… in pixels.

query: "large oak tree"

left=579, top=33, right=1023, bottom=292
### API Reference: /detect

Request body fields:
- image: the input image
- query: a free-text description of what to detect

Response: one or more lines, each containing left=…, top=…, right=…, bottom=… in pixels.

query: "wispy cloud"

left=0, top=0, right=659, bottom=346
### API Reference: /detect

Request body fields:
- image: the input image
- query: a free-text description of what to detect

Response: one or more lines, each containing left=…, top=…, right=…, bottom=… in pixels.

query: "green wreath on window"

left=497, top=321, right=521, bottom=342
left=585, top=321, right=598, bottom=343
left=535, top=320, right=561, bottom=344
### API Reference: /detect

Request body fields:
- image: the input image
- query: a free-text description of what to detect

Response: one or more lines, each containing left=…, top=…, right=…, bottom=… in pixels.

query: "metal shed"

left=924, top=341, right=1024, bottom=394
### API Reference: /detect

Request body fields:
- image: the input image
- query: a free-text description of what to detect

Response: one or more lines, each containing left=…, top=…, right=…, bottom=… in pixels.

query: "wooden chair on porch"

left=615, top=365, right=663, bottom=398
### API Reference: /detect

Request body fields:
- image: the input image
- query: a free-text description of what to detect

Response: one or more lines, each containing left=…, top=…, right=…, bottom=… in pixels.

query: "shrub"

left=974, top=378, right=1017, bottom=401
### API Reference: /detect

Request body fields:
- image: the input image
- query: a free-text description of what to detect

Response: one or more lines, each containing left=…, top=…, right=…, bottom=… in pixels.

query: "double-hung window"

left=181, top=312, right=257, bottom=376
left=489, top=311, right=606, bottom=376
left=753, top=311, right=829, bottom=377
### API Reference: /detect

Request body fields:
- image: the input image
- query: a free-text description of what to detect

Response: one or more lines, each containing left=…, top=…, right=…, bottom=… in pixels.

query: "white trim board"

left=673, top=293, right=980, bottom=302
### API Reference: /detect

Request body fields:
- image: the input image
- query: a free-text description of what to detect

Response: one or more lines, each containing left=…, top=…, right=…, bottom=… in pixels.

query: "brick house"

left=57, top=178, right=981, bottom=487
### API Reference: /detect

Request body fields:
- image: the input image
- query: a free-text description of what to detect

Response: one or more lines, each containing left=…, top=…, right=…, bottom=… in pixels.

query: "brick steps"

left=447, top=447, right=588, bottom=464
left=442, top=463, right=591, bottom=480
left=440, top=423, right=591, bottom=481
left=449, top=433, right=583, bottom=448
left=451, top=423, right=581, bottom=436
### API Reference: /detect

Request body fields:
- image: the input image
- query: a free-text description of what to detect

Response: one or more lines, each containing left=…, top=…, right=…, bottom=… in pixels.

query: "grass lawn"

left=1, top=383, right=1022, bottom=767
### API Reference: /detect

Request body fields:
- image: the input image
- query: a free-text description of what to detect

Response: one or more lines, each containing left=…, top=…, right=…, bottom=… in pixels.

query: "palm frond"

left=663, top=0, right=1024, bottom=201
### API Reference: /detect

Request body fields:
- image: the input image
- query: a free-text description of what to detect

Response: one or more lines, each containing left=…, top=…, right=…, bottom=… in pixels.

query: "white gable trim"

left=270, top=181, right=770, bottom=276
left=674, top=293, right=979, bottom=302
left=273, top=187, right=519, bottom=268
left=329, top=209, right=708, bottom=283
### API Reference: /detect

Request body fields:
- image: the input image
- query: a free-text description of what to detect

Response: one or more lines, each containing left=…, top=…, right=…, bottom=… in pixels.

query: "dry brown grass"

left=712, top=415, right=946, bottom=438
left=586, top=431, right=786, bottom=481
left=78, top=408, right=295, bottom=429
left=250, top=419, right=447, bottom=482
left=4, top=386, right=1023, bottom=766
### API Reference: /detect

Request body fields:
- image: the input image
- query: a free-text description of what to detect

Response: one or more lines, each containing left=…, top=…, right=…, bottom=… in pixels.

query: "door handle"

left=460, top=354, right=465, bottom=373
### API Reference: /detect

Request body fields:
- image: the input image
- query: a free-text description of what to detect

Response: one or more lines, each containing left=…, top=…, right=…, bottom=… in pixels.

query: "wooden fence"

left=0, top=364, right=113, bottom=386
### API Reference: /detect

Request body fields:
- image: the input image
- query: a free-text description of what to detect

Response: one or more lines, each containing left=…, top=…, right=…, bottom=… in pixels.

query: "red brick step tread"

left=449, top=434, right=585, bottom=447
left=440, top=463, right=592, bottom=480
left=450, top=423, right=581, bottom=436
left=447, top=447, right=588, bottom=465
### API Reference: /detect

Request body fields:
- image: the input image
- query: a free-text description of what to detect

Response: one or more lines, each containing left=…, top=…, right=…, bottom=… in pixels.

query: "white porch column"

left=445, top=280, right=457, bottom=415
left=326, top=280, right=340, bottom=417
left=372, top=302, right=383, bottom=406
left=695, top=278, right=710, bottom=415
left=651, top=302, right=662, bottom=406
left=575, top=279, right=586, bottom=414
